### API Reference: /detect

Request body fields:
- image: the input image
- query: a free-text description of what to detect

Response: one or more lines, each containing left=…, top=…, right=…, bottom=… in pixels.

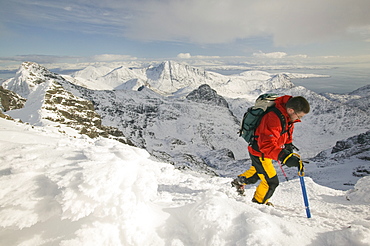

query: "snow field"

left=0, top=118, right=370, bottom=246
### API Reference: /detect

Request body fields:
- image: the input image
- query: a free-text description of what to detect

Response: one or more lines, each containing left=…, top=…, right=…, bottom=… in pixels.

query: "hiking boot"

left=231, top=178, right=245, bottom=196
left=252, top=198, right=274, bottom=207
left=265, top=202, right=274, bottom=207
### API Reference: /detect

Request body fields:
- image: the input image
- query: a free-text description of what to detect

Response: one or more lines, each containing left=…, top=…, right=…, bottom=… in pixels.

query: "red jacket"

left=248, top=95, right=300, bottom=160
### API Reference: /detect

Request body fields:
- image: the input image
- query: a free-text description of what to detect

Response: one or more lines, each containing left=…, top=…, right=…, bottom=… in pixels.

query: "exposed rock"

left=0, top=86, right=26, bottom=112
left=186, top=84, right=229, bottom=108
left=331, top=131, right=370, bottom=155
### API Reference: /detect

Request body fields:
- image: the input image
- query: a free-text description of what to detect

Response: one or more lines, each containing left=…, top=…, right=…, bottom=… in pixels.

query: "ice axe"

left=279, top=153, right=311, bottom=218
left=295, top=153, right=312, bottom=218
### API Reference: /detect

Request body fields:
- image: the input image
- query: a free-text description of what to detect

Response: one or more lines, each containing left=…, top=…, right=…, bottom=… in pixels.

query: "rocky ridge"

left=1, top=62, right=131, bottom=144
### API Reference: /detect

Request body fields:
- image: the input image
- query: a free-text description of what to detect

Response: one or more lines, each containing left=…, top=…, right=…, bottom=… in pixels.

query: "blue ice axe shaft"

left=281, top=153, right=312, bottom=218
left=289, top=153, right=311, bottom=218
left=299, top=175, right=311, bottom=218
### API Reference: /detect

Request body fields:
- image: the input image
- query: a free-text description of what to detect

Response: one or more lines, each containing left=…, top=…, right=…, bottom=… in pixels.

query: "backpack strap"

left=269, top=107, right=287, bottom=135
left=251, top=106, right=288, bottom=153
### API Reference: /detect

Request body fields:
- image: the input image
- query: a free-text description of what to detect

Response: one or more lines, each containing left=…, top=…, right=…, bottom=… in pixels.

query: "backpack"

left=239, top=93, right=287, bottom=144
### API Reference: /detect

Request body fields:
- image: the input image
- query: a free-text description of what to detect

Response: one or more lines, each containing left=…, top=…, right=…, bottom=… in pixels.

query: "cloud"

left=91, top=54, right=137, bottom=62
left=0, top=54, right=140, bottom=72
left=291, top=54, right=308, bottom=59
left=253, top=52, right=287, bottom=59
left=0, top=0, right=133, bottom=36
left=177, top=53, right=221, bottom=59
left=0, top=55, right=74, bottom=64
left=0, top=53, right=137, bottom=68
left=2, top=0, right=370, bottom=47
left=124, top=0, right=370, bottom=46
left=177, top=53, right=192, bottom=59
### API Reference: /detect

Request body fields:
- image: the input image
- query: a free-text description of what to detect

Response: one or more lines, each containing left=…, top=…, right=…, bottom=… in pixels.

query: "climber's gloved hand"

left=278, top=149, right=291, bottom=163
left=284, top=154, right=301, bottom=168
left=279, top=150, right=305, bottom=175
left=279, top=150, right=300, bottom=167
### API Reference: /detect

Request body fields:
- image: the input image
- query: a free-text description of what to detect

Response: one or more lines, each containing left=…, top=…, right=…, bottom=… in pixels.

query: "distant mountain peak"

left=267, top=73, right=295, bottom=89
left=3, top=62, right=63, bottom=98
left=145, top=60, right=210, bottom=94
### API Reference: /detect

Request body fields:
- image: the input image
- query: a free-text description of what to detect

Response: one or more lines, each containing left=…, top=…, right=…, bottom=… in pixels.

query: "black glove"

left=279, top=149, right=301, bottom=168
left=284, top=155, right=301, bottom=167
left=278, top=149, right=291, bottom=162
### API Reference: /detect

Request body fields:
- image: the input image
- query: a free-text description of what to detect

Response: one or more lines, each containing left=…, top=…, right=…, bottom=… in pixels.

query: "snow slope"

left=1, top=118, right=369, bottom=246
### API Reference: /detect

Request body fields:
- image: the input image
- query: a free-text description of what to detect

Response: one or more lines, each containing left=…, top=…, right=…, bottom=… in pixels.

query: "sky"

left=1, top=0, right=370, bottom=71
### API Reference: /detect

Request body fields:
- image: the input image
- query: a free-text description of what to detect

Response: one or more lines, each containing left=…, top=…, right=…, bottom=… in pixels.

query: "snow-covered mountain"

left=2, top=61, right=65, bottom=98
left=67, top=61, right=369, bottom=163
left=67, top=83, right=245, bottom=175
left=69, top=61, right=295, bottom=98
left=2, top=62, right=130, bottom=144
left=1, top=61, right=369, bottom=178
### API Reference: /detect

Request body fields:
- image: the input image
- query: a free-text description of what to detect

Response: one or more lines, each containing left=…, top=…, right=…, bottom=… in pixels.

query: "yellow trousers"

left=238, top=154, right=279, bottom=204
